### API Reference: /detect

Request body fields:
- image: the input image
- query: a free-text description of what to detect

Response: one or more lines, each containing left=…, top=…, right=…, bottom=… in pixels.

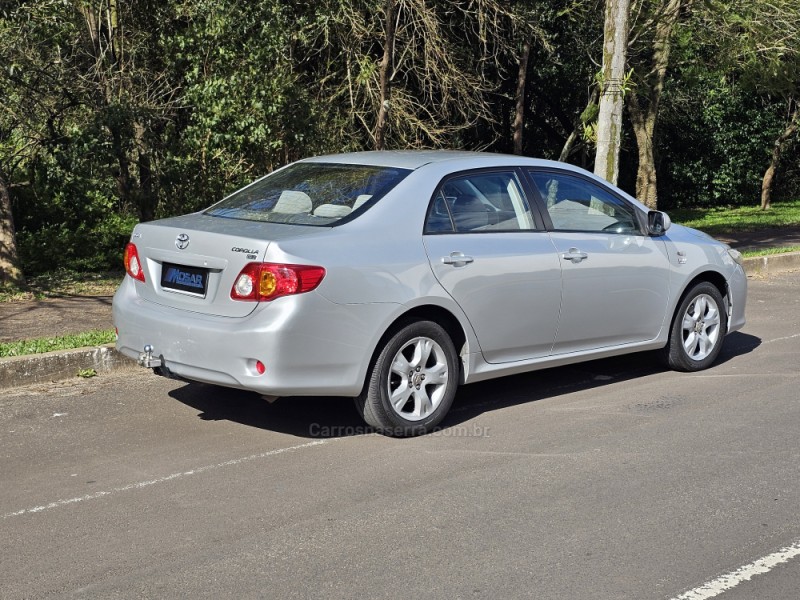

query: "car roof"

left=300, top=150, right=570, bottom=171
left=294, top=150, right=651, bottom=213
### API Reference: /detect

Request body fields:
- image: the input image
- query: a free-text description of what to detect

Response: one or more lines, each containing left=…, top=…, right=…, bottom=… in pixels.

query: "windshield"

left=205, top=162, right=411, bottom=225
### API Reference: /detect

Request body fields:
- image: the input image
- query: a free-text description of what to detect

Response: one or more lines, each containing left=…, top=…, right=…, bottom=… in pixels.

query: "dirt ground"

left=0, top=295, right=113, bottom=343
left=714, top=226, right=800, bottom=251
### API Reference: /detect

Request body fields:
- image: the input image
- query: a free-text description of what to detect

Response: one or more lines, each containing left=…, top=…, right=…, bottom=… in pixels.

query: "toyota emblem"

left=175, top=233, right=190, bottom=250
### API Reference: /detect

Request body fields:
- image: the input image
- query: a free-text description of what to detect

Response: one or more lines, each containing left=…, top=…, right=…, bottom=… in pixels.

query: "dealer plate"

left=160, top=263, right=209, bottom=296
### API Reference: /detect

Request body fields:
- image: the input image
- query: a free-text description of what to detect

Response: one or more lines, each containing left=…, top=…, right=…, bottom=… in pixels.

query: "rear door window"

left=424, top=171, right=537, bottom=234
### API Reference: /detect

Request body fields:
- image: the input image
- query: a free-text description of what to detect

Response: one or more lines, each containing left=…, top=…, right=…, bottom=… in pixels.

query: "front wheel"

left=661, top=281, right=728, bottom=371
left=355, top=320, right=459, bottom=437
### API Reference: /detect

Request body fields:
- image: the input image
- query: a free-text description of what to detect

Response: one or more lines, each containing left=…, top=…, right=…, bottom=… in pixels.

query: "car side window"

left=528, top=171, right=640, bottom=234
left=424, top=172, right=536, bottom=234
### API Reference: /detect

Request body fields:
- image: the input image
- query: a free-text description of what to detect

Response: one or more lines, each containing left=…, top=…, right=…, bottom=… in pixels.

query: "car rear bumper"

left=112, top=277, right=397, bottom=396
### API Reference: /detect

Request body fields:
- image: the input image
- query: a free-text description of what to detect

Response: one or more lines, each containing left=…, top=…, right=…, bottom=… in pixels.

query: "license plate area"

left=160, top=263, right=209, bottom=297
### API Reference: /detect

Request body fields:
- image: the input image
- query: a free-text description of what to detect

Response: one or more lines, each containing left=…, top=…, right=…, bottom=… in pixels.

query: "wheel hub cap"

left=681, top=293, right=721, bottom=361
left=388, top=336, right=449, bottom=422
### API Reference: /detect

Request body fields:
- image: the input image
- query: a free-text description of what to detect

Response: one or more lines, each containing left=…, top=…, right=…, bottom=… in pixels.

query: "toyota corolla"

left=113, top=151, right=747, bottom=436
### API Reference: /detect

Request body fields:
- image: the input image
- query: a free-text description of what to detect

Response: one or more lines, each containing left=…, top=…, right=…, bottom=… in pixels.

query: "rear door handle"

left=441, top=252, right=474, bottom=266
left=560, top=247, right=588, bottom=264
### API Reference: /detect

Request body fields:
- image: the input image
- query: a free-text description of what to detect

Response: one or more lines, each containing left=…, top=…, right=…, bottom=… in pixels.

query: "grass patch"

left=0, top=329, right=116, bottom=358
left=0, top=270, right=123, bottom=303
left=740, top=245, right=800, bottom=258
left=669, top=199, right=800, bottom=235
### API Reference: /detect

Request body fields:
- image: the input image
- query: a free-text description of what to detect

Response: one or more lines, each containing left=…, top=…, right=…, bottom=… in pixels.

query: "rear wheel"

left=355, top=320, right=459, bottom=437
left=662, top=281, right=727, bottom=371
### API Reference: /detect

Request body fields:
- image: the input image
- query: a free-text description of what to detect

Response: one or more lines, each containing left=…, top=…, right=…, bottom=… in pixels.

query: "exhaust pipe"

left=139, top=345, right=189, bottom=382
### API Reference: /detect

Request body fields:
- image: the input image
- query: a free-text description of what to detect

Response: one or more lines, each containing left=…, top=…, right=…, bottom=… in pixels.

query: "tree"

left=0, top=164, right=23, bottom=287
left=594, top=0, right=631, bottom=185
left=165, top=0, right=314, bottom=194
left=71, top=0, right=181, bottom=222
left=691, top=0, right=800, bottom=209
left=375, top=0, right=396, bottom=150
left=0, top=0, right=74, bottom=284
left=510, top=5, right=553, bottom=156
left=626, top=0, right=685, bottom=209
left=512, top=37, right=532, bottom=155
left=761, top=101, right=798, bottom=210
left=308, top=0, right=519, bottom=150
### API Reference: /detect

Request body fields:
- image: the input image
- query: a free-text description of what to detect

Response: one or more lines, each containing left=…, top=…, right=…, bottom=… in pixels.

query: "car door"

left=526, top=169, right=671, bottom=354
left=423, top=169, right=562, bottom=364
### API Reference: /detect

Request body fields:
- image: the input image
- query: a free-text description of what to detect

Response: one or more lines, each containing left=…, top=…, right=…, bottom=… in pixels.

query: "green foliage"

left=658, top=85, right=787, bottom=208
left=16, top=213, right=138, bottom=274
left=741, top=246, right=800, bottom=258
left=0, top=330, right=116, bottom=358
left=168, top=0, right=317, bottom=178
left=669, top=198, right=800, bottom=234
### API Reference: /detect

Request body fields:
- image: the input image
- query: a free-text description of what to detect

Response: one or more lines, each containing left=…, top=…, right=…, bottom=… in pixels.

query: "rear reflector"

left=231, top=263, right=325, bottom=302
left=124, top=243, right=145, bottom=282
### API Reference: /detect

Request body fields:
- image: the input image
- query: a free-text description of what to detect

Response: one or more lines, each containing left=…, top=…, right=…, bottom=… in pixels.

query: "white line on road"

left=670, top=539, right=800, bottom=600
left=3, top=438, right=335, bottom=520
left=764, top=333, right=800, bottom=344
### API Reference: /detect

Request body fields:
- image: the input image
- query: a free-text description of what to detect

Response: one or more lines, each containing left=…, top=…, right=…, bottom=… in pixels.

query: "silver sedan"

left=113, top=151, right=747, bottom=436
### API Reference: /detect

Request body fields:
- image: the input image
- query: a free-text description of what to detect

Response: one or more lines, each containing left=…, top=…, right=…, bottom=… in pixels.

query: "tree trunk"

left=512, top=37, right=532, bottom=155
left=559, top=87, right=600, bottom=162
left=628, top=0, right=683, bottom=209
left=134, top=121, right=157, bottom=222
left=594, top=0, right=631, bottom=185
left=559, top=130, right=580, bottom=162
left=761, top=104, right=799, bottom=210
left=0, top=167, right=25, bottom=287
left=375, top=0, right=396, bottom=151
left=109, top=122, right=136, bottom=212
left=628, top=92, right=658, bottom=208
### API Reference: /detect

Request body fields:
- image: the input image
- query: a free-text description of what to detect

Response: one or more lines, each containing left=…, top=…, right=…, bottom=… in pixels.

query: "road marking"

left=670, top=539, right=800, bottom=600
left=3, top=439, right=334, bottom=520
left=764, top=333, right=800, bottom=344
left=688, top=373, right=797, bottom=378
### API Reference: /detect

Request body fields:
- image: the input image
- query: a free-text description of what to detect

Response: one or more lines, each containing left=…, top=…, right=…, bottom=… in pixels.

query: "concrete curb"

left=742, top=251, right=800, bottom=277
left=0, top=344, right=136, bottom=391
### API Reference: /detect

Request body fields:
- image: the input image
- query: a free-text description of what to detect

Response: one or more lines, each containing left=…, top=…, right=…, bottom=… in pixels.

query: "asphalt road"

left=2, top=272, right=799, bottom=599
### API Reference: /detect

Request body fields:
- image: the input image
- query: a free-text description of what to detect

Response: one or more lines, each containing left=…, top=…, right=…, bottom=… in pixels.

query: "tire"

left=354, top=320, right=459, bottom=437
left=661, top=281, right=728, bottom=372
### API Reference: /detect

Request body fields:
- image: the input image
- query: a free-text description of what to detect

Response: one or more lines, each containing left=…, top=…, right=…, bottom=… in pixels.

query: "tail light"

left=231, top=263, right=325, bottom=302
left=124, top=243, right=145, bottom=282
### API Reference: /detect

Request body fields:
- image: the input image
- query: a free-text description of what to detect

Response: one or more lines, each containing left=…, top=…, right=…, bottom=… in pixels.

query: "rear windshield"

left=205, top=162, right=411, bottom=225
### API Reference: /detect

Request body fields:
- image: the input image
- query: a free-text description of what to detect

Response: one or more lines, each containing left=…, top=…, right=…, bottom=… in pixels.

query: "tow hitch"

left=138, top=344, right=163, bottom=369
left=139, top=345, right=185, bottom=381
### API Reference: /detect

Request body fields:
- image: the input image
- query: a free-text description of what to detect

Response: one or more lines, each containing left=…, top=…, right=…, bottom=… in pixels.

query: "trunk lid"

left=129, top=213, right=320, bottom=317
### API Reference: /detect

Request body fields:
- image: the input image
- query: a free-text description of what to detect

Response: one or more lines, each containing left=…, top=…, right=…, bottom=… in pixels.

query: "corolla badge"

left=175, top=233, right=190, bottom=250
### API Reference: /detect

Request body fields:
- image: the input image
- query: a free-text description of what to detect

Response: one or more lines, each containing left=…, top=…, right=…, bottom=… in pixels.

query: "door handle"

left=560, top=247, right=589, bottom=263
left=441, top=252, right=474, bottom=266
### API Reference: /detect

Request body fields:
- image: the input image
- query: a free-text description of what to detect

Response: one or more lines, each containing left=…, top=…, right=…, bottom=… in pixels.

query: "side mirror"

left=647, top=211, right=671, bottom=236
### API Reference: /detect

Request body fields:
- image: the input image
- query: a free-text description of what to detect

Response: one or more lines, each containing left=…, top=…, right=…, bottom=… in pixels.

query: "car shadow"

left=447, top=331, right=761, bottom=425
left=168, top=331, right=762, bottom=439
left=714, top=331, right=761, bottom=364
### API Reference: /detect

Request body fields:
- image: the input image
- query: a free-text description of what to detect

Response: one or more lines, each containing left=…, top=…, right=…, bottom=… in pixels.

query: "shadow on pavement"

left=168, top=331, right=762, bottom=439
left=714, top=331, right=761, bottom=364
